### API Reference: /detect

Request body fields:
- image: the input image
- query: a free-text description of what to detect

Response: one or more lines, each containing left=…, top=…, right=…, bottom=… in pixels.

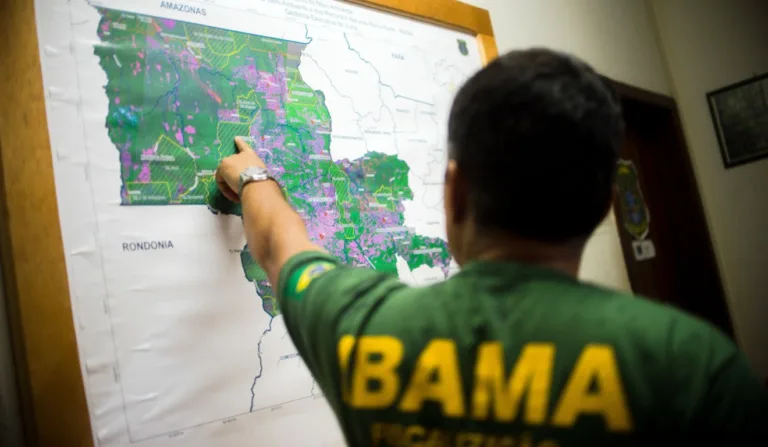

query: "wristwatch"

left=238, top=166, right=279, bottom=197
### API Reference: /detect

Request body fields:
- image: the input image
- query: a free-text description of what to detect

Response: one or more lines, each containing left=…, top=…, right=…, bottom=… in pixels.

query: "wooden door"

left=611, top=92, right=734, bottom=337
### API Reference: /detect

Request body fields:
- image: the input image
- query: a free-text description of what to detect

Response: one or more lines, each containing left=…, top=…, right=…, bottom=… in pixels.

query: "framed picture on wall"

left=707, top=72, right=768, bottom=168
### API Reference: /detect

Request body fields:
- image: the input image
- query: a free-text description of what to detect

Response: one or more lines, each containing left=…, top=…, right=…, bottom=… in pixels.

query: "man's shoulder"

left=580, top=283, right=735, bottom=354
left=555, top=279, right=719, bottom=330
left=580, top=285, right=743, bottom=392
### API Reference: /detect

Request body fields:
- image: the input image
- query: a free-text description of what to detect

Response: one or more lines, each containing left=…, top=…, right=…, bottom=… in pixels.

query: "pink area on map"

left=188, top=136, right=194, bottom=145
left=184, top=51, right=201, bottom=71
left=321, top=184, right=337, bottom=199
left=115, top=97, right=121, bottom=105
left=257, top=73, right=276, bottom=91
left=147, top=37, right=161, bottom=50
left=142, top=147, right=156, bottom=156
left=138, top=163, right=151, bottom=182
left=175, top=130, right=183, bottom=145
left=233, top=64, right=260, bottom=86
left=370, top=232, right=387, bottom=245
left=303, top=206, right=345, bottom=248
left=271, top=165, right=286, bottom=176
left=271, top=134, right=286, bottom=149
left=184, top=125, right=196, bottom=134
left=137, top=51, right=144, bottom=59
left=161, top=19, right=176, bottom=29
left=101, top=22, right=110, bottom=33
left=133, top=61, right=141, bottom=76
left=343, top=243, right=366, bottom=265
left=187, top=115, right=194, bottom=120
left=163, top=122, right=170, bottom=131
left=250, top=122, right=261, bottom=138
left=218, top=109, right=238, bottom=121
left=156, top=64, right=162, bottom=72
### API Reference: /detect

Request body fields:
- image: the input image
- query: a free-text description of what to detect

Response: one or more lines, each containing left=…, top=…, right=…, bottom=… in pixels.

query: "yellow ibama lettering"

left=338, top=335, right=403, bottom=409
left=552, top=344, right=633, bottom=432
left=399, top=339, right=465, bottom=417
left=471, top=342, right=554, bottom=424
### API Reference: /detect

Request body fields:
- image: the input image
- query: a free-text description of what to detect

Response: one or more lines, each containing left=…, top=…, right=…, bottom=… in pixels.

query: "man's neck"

left=463, top=234, right=585, bottom=277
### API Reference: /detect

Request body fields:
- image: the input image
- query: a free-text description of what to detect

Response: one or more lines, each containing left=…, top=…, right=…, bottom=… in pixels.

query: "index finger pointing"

left=234, top=136, right=254, bottom=153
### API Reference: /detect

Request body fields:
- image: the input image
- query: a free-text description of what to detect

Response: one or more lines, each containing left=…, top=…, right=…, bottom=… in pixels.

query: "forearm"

left=241, top=181, right=323, bottom=286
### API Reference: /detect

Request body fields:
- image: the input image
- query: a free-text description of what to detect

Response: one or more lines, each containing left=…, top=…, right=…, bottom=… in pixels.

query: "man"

left=216, top=49, right=767, bottom=446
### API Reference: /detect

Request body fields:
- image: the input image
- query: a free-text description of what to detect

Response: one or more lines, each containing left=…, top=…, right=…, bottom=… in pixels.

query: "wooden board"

left=350, top=0, right=498, bottom=60
left=0, top=0, right=94, bottom=445
left=0, top=1, right=496, bottom=445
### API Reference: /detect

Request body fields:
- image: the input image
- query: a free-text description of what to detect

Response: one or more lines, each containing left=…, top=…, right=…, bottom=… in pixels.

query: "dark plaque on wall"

left=707, top=73, right=768, bottom=168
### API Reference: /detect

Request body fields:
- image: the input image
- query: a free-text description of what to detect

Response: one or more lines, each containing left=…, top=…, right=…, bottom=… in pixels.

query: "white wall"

left=464, top=0, right=672, bottom=95
left=650, top=0, right=768, bottom=376
left=580, top=212, right=632, bottom=293
left=462, top=0, right=675, bottom=292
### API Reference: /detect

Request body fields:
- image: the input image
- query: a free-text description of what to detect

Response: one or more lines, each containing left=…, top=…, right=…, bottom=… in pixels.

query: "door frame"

left=602, top=77, right=734, bottom=337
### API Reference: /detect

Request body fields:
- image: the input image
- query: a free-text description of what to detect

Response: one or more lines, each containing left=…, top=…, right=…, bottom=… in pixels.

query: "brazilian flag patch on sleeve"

left=285, top=260, right=337, bottom=301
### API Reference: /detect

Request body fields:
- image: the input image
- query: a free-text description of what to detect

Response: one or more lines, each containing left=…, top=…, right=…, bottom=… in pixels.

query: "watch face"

left=243, top=166, right=268, bottom=177
left=240, top=167, right=267, bottom=182
left=238, top=167, right=270, bottom=194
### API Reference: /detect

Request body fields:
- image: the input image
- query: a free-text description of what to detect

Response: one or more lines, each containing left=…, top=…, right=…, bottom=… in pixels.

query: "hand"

left=216, top=137, right=267, bottom=202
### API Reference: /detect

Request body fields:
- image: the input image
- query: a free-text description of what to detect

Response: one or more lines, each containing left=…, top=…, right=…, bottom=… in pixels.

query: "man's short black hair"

left=448, top=48, right=623, bottom=243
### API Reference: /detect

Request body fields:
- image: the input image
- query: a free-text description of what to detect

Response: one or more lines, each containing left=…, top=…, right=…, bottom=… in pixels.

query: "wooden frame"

left=706, top=72, right=768, bottom=169
left=0, top=1, right=496, bottom=445
left=606, top=77, right=677, bottom=109
left=351, top=0, right=498, bottom=61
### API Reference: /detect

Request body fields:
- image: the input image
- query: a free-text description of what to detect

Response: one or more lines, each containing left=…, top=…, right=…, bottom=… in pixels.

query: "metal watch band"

left=238, top=167, right=285, bottom=198
left=239, top=176, right=281, bottom=196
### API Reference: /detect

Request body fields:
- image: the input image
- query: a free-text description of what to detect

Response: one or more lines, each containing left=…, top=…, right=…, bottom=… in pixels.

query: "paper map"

left=35, top=0, right=483, bottom=445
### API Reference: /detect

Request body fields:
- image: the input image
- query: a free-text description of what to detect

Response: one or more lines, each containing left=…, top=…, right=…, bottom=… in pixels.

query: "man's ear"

left=445, top=160, right=468, bottom=225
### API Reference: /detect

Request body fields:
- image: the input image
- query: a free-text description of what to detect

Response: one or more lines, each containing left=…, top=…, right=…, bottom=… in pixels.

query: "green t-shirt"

left=277, top=251, right=768, bottom=446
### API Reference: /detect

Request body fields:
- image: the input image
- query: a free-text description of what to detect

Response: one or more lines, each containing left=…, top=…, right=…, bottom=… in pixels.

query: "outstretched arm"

left=216, top=138, right=405, bottom=412
left=216, top=137, right=324, bottom=287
